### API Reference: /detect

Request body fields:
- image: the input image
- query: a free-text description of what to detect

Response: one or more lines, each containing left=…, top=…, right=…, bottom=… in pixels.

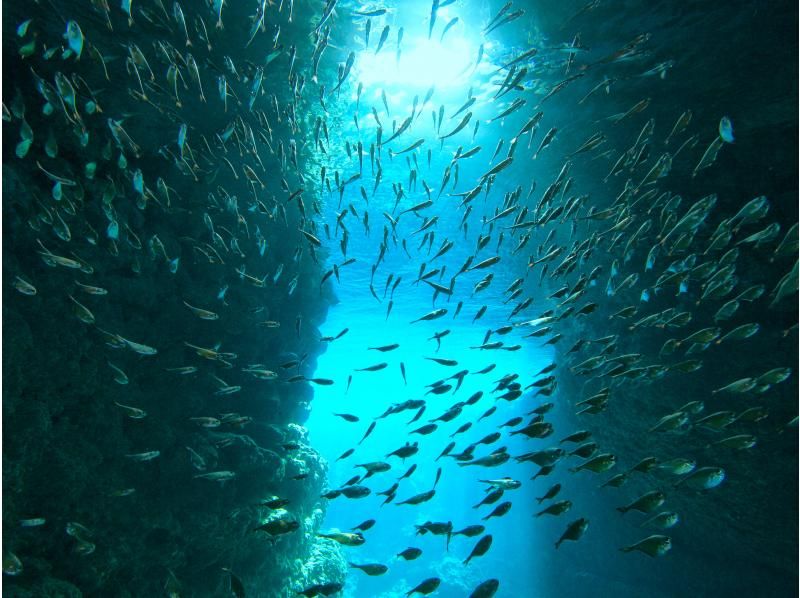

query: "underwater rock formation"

left=2, top=0, right=342, bottom=595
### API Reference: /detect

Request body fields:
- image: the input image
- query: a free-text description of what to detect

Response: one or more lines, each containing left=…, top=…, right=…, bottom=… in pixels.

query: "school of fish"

left=4, top=0, right=798, bottom=596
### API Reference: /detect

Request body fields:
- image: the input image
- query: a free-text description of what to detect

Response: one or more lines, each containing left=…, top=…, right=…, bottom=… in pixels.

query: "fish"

left=674, top=467, right=726, bottom=490
left=406, top=577, right=441, bottom=596
left=375, top=26, right=390, bottom=55
left=183, top=301, right=219, bottom=320
left=64, top=21, right=84, bottom=59
left=453, top=525, right=486, bottom=537
left=359, top=422, right=377, bottom=444
left=411, top=308, right=448, bottom=323
left=297, top=582, right=343, bottom=597
left=352, top=519, right=376, bottom=532
left=336, top=448, right=355, bottom=461
left=114, top=401, right=145, bottom=419
left=12, top=276, right=36, bottom=295
left=719, top=116, right=735, bottom=143
left=3, top=552, right=23, bottom=576
left=125, top=451, right=160, bottom=462
left=369, top=343, right=400, bottom=352
left=617, top=491, right=666, bottom=515
left=469, top=579, right=500, bottom=598
left=317, top=531, right=365, bottom=546
left=473, top=488, right=504, bottom=508
left=396, top=489, right=436, bottom=506
left=440, top=17, right=459, bottom=42
left=463, top=534, right=493, bottom=565
left=536, top=484, right=562, bottom=504
left=253, top=519, right=300, bottom=537
left=639, top=511, right=680, bottom=530
left=481, top=501, right=511, bottom=521
left=387, top=442, right=419, bottom=460
left=18, top=518, right=46, bottom=527
left=570, top=453, right=616, bottom=473
left=555, top=518, right=588, bottom=549
left=536, top=500, right=572, bottom=517
left=68, top=295, right=95, bottom=324
left=397, top=547, right=422, bottom=560
left=349, top=562, right=388, bottom=576
left=620, top=535, right=672, bottom=557
left=355, top=362, right=388, bottom=372
left=333, top=413, right=359, bottom=422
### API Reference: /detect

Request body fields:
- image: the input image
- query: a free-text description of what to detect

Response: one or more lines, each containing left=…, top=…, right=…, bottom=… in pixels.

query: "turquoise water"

left=308, top=270, right=554, bottom=595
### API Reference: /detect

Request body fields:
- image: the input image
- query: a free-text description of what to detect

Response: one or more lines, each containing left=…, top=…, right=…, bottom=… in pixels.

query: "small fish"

left=620, top=535, right=672, bottom=557
left=194, top=470, right=236, bottom=482
left=18, top=517, right=46, bottom=527
left=407, top=577, right=441, bottom=596
left=369, top=343, right=400, bottom=352
left=63, top=21, right=84, bottom=59
left=356, top=362, right=388, bottom=372
left=3, top=552, right=23, bottom=576
left=359, top=421, right=377, bottom=444
left=12, top=276, right=36, bottom=295
left=397, top=547, right=423, bottom=560
left=125, top=450, right=160, bottom=461
left=68, top=295, right=95, bottom=324
left=114, top=401, right=146, bottom=419
left=719, top=116, right=735, bottom=143
left=349, top=562, right=388, bottom=576
left=555, top=518, right=588, bottom=549
left=463, top=534, right=492, bottom=565
left=411, top=308, right=448, bottom=323
left=183, top=301, right=219, bottom=320
left=674, top=466, right=725, bottom=490
left=333, top=413, right=359, bottom=422
left=317, top=531, right=365, bottom=546
left=440, top=17, right=459, bottom=42
left=536, top=484, right=562, bottom=504
left=107, top=362, right=129, bottom=385
left=375, top=25, right=390, bottom=55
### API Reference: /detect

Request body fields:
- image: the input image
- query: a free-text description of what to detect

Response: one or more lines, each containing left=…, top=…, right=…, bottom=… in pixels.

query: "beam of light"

left=355, top=34, right=474, bottom=90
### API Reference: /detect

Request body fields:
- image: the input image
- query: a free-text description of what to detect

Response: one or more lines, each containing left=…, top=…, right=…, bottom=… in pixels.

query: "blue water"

left=305, top=25, right=557, bottom=588
left=306, top=8, right=609, bottom=593
left=308, top=280, right=553, bottom=596
left=300, top=1, right=800, bottom=594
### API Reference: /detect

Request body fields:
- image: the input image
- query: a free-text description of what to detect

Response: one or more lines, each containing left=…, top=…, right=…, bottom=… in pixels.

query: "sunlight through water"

left=355, top=34, right=475, bottom=90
